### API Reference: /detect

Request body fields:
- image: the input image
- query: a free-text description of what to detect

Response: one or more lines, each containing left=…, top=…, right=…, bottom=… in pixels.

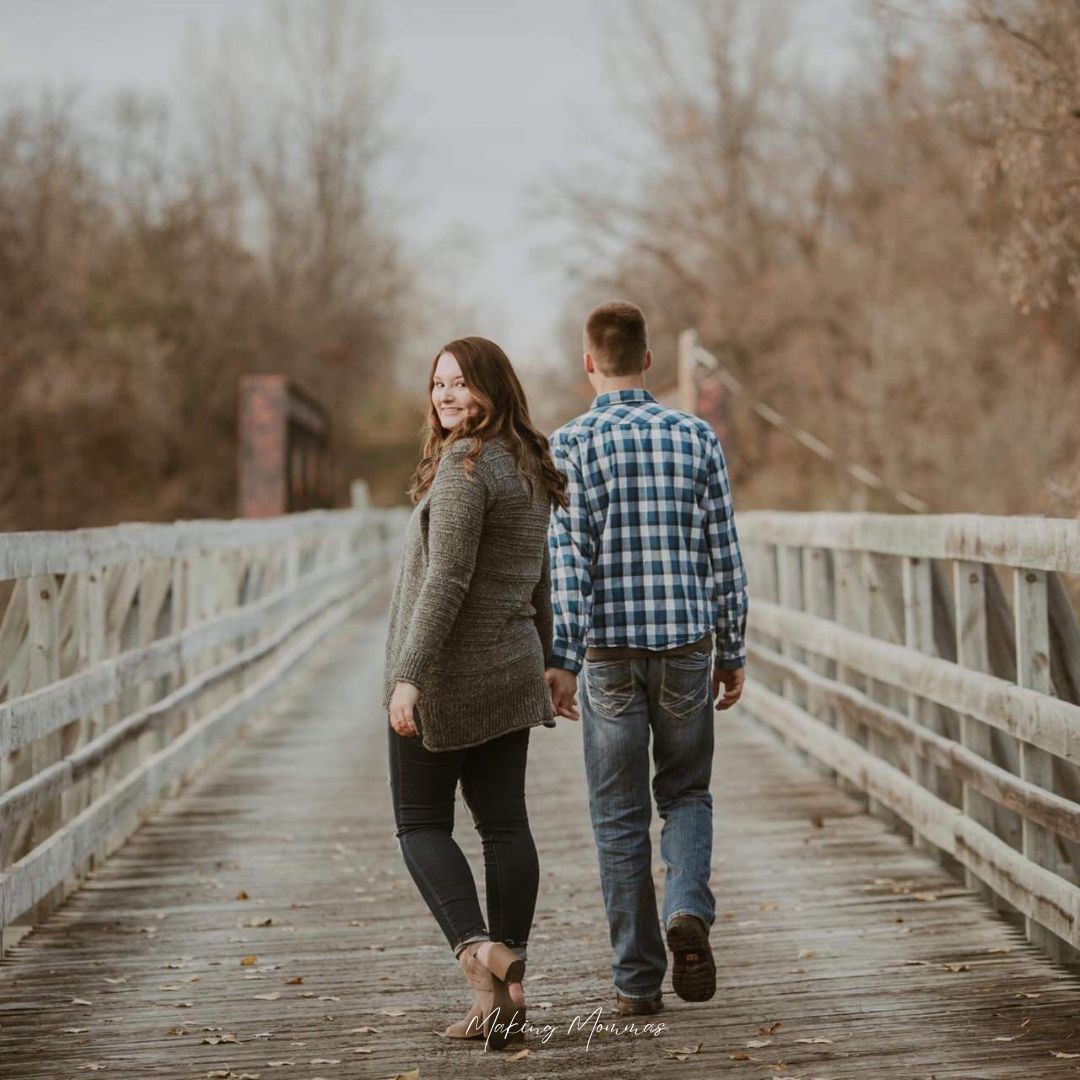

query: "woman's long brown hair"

left=406, top=336, right=569, bottom=511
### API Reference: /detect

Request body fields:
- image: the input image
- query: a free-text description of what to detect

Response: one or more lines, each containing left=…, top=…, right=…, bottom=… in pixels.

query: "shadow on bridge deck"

left=1, top=612, right=1078, bottom=1079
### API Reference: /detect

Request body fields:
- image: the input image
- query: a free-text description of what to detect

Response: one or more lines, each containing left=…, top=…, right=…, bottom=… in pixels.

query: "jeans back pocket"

left=659, top=652, right=711, bottom=719
left=584, top=659, right=635, bottom=718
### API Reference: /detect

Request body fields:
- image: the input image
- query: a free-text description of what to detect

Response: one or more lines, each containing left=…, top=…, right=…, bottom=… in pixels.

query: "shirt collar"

left=591, top=388, right=656, bottom=410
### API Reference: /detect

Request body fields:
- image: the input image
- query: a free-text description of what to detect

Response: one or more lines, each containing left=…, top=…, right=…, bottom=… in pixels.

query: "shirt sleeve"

left=548, top=436, right=596, bottom=674
left=703, top=433, right=748, bottom=669
left=392, top=445, right=490, bottom=689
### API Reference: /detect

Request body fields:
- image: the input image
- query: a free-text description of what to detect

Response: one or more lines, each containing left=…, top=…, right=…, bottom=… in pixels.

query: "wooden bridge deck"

left=2, top=611, right=1080, bottom=1080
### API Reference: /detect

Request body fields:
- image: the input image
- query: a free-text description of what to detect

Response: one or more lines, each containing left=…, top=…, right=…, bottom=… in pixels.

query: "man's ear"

left=583, top=352, right=594, bottom=374
left=643, top=349, right=654, bottom=372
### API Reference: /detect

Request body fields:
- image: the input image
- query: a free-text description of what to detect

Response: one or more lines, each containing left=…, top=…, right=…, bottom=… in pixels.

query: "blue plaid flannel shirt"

left=547, top=388, right=748, bottom=675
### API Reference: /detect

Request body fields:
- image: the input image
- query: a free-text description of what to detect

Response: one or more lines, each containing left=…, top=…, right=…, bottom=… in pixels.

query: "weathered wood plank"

left=742, top=511, right=1080, bottom=575
left=4, top=613, right=1080, bottom=1078
left=750, top=600, right=1080, bottom=765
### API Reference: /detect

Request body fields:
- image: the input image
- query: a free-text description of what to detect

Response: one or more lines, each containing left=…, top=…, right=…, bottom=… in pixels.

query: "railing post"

left=833, top=549, right=869, bottom=800
left=777, top=545, right=805, bottom=710
left=1014, top=567, right=1065, bottom=959
left=953, top=560, right=997, bottom=902
left=28, top=575, right=61, bottom=921
left=903, top=556, right=938, bottom=855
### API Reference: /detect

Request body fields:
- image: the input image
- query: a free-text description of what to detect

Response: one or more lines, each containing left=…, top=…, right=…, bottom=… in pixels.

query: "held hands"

left=388, top=680, right=420, bottom=738
left=545, top=667, right=580, bottom=722
left=713, top=663, right=745, bottom=711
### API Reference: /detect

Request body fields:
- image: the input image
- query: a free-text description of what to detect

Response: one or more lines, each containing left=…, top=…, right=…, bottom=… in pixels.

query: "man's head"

left=583, top=300, right=653, bottom=392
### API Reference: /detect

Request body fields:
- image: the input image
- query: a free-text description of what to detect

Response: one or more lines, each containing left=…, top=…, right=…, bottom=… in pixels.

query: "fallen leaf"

left=941, top=963, right=969, bottom=973
left=77, top=1066, right=106, bottom=1072
left=992, top=1034, right=1026, bottom=1042
left=911, top=892, right=939, bottom=902
left=746, top=1038, right=772, bottom=1048
left=797, top=949, right=818, bottom=960
left=1052, top=1051, right=1080, bottom=1059
left=759, top=1021, right=782, bottom=1037
left=730, top=1052, right=751, bottom=1061
left=103, top=977, right=127, bottom=985
left=380, top=1008, right=406, bottom=1017
left=352, top=1047, right=374, bottom=1054
left=660, top=1041, right=704, bottom=1058
left=760, top=901, right=778, bottom=912
left=236, top=889, right=250, bottom=900
left=241, top=956, right=258, bottom=967
left=253, top=992, right=281, bottom=1001
left=284, top=976, right=303, bottom=985
left=319, top=995, right=340, bottom=1002
left=349, top=1026, right=380, bottom=1034
left=298, top=991, right=317, bottom=998
left=63, top=1028, right=90, bottom=1034
left=1016, top=992, right=1041, bottom=999
left=166, top=1027, right=187, bottom=1036
left=70, top=998, right=93, bottom=1006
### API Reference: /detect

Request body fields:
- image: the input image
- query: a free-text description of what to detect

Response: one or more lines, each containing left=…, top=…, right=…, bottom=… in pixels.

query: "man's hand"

left=545, top=667, right=581, bottom=722
left=712, top=664, right=745, bottom=711
left=388, top=680, right=420, bottom=738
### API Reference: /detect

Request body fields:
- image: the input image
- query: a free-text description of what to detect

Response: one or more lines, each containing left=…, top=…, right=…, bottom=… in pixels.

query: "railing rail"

left=740, top=510, right=1080, bottom=963
left=0, top=506, right=407, bottom=941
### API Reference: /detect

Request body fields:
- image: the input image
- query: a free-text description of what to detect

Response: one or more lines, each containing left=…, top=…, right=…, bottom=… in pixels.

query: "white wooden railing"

left=0, top=507, right=407, bottom=942
left=740, top=512, right=1080, bottom=962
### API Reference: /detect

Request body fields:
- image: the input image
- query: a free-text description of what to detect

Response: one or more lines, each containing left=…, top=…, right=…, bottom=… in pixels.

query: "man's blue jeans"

left=580, top=650, right=715, bottom=1001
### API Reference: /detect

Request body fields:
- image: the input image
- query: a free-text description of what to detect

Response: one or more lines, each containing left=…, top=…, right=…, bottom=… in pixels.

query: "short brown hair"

left=584, top=301, right=649, bottom=376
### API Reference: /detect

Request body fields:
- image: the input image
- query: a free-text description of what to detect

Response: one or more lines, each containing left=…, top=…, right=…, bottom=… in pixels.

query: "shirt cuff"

left=550, top=638, right=584, bottom=675
left=714, top=647, right=745, bottom=671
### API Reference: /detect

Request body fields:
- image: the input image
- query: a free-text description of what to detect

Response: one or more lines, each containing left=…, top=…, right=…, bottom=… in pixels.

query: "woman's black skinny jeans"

left=387, top=722, right=539, bottom=961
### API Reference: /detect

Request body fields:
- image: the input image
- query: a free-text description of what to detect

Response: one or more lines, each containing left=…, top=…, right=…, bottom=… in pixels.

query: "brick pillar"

left=238, top=376, right=289, bottom=518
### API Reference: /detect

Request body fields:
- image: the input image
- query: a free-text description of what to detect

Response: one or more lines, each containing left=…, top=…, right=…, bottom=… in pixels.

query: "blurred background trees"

left=0, top=0, right=425, bottom=531
left=546, top=0, right=1080, bottom=515
left=3, top=0, right=1077, bottom=528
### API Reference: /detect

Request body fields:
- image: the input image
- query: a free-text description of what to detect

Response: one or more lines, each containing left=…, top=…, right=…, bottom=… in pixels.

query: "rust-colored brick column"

left=238, top=376, right=289, bottom=518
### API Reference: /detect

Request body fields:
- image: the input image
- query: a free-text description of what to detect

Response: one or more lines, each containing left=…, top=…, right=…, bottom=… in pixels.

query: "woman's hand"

left=389, top=680, right=420, bottom=738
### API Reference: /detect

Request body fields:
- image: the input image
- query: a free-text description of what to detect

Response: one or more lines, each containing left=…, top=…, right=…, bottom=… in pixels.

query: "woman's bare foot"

left=475, top=941, right=525, bottom=1005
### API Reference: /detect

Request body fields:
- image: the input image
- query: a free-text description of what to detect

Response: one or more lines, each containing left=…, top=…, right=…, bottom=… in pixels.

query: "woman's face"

left=432, top=352, right=479, bottom=431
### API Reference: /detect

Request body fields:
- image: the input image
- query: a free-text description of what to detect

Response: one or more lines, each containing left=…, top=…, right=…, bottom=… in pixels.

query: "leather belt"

left=584, top=631, right=713, bottom=662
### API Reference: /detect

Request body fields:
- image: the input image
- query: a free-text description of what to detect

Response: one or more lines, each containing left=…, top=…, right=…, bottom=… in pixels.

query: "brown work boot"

left=666, top=913, right=716, bottom=1002
left=615, top=990, right=664, bottom=1016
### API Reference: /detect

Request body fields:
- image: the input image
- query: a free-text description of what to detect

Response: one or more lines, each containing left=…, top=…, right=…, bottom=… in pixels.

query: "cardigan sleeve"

left=531, top=539, right=554, bottom=668
left=391, top=444, right=490, bottom=689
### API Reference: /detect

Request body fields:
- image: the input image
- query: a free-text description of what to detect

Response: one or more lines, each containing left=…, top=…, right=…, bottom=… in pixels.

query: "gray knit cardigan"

left=382, top=434, right=556, bottom=751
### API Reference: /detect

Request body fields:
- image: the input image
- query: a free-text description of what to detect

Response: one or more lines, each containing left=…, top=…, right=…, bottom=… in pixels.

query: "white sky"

left=0, top=0, right=862, bottom=370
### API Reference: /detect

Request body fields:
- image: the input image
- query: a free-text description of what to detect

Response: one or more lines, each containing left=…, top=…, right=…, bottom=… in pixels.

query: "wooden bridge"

left=4, top=497, right=1080, bottom=1076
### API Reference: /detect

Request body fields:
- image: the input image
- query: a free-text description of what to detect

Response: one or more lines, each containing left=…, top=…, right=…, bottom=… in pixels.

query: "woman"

left=382, top=336, right=568, bottom=1050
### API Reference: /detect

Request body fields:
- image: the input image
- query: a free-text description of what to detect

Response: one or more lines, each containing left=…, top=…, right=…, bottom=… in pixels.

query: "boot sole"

left=666, top=917, right=716, bottom=1002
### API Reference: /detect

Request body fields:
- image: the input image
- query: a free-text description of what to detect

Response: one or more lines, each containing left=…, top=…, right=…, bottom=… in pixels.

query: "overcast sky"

left=0, top=0, right=861, bottom=369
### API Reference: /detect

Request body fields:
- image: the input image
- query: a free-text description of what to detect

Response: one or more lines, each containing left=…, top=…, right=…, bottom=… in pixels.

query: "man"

left=545, top=300, right=748, bottom=1016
